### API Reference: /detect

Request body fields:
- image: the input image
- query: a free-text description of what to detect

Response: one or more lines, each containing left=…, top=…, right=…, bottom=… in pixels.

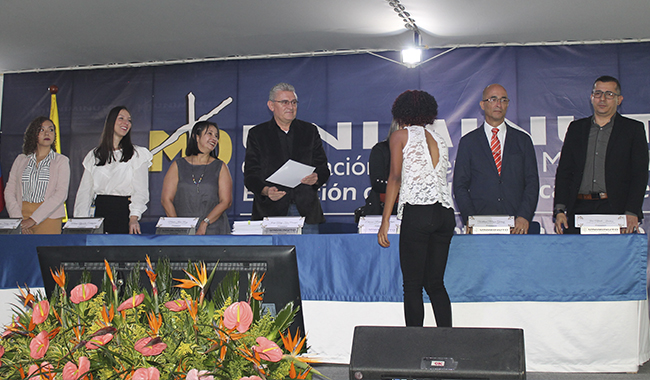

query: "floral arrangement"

left=0, top=256, right=317, bottom=379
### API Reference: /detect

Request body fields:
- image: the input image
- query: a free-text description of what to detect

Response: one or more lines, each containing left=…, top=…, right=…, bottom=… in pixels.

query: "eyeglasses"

left=272, top=100, right=299, bottom=106
left=592, top=90, right=619, bottom=99
left=482, top=97, right=510, bottom=104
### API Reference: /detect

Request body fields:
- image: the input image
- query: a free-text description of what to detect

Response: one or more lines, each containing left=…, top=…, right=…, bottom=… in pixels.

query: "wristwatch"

left=552, top=208, right=565, bottom=218
left=203, top=217, right=211, bottom=225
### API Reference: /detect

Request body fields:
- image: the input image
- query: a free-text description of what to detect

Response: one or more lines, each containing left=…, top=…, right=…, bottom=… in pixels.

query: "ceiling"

left=1, top=0, right=649, bottom=73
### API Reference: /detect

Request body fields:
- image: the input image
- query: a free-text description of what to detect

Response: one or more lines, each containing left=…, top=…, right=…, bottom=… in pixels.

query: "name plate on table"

left=0, top=218, right=22, bottom=234
left=576, top=214, right=626, bottom=235
left=468, top=215, right=514, bottom=234
left=156, top=217, right=199, bottom=235
left=358, top=215, right=401, bottom=234
left=262, top=216, right=304, bottom=235
left=63, top=218, right=104, bottom=234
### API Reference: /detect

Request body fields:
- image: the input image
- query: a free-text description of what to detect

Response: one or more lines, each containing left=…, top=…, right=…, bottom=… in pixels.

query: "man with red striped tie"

left=453, top=84, right=539, bottom=234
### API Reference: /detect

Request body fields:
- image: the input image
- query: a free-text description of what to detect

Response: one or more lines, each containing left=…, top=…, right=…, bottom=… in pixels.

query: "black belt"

left=577, top=192, right=608, bottom=200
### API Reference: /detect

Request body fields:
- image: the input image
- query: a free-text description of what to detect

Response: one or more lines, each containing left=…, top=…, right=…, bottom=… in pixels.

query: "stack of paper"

left=358, top=215, right=401, bottom=234
left=262, top=216, right=304, bottom=235
left=231, top=220, right=264, bottom=235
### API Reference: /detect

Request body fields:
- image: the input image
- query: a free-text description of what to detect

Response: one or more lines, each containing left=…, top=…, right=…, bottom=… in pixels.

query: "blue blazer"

left=453, top=123, right=539, bottom=224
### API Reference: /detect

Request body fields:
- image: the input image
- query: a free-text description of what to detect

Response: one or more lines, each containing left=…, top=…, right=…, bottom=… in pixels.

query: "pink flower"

left=223, top=301, right=253, bottom=333
left=0, top=344, right=4, bottom=365
left=117, top=293, right=145, bottom=312
left=240, top=377, right=263, bottom=380
left=252, top=336, right=282, bottom=362
left=62, top=356, right=90, bottom=380
left=31, top=300, right=50, bottom=324
left=164, top=299, right=188, bottom=312
left=187, top=369, right=215, bottom=380
left=133, top=367, right=160, bottom=380
left=134, top=336, right=167, bottom=356
left=28, top=361, right=54, bottom=378
left=70, top=283, right=98, bottom=304
left=85, top=333, right=113, bottom=349
left=29, top=330, right=50, bottom=359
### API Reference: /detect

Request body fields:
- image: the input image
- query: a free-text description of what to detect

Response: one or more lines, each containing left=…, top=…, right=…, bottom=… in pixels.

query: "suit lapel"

left=478, top=123, right=500, bottom=176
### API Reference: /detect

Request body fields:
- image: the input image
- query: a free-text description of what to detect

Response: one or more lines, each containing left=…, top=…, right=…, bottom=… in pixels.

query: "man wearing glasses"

left=554, top=76, right=648, bottom=234
left=244, top=82, right=330, bottom=234
left=453, top=84, right=539, bottom=234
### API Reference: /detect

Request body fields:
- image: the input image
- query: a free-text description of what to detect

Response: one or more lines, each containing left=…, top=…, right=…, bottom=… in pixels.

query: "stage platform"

left=0, top=233, right=648, bottom=372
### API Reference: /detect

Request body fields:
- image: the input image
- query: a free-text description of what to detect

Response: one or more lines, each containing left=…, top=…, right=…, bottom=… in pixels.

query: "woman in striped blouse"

left=4, top=116, right=70, bottom=234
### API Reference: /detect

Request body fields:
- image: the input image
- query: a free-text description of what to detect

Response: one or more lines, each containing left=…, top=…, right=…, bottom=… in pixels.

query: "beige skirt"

left=22, top=201, right=62, bottom=234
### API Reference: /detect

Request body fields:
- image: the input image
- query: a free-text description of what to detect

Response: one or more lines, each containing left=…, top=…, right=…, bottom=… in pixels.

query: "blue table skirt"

left=0, top=234, right=646, bottom=303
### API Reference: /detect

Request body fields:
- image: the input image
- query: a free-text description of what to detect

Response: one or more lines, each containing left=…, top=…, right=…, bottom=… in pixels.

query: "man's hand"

left=554, top=213, right=568, bottom=234
left=300, top=173, right=318, bottom=186
left=262, top=186, right=286, bottom=201
left=511, top=217, right=529, bottom=234
left=624, top=214, right=639, bottom=234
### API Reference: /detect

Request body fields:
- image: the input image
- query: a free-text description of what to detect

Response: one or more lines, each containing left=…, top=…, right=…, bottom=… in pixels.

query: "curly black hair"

left=23, top=116, right=56, bottom=155
left=391, top=90, right=438, bottom=127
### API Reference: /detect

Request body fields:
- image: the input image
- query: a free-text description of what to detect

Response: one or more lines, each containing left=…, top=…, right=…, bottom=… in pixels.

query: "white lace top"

left=398, top=126, right=453, bottom=218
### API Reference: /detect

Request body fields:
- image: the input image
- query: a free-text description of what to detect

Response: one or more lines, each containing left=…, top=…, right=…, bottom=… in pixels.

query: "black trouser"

left=566, top=198, right=613, bottom=234
left=94, top=195, right=131, bottom=234
left=399, top=203, right=455, bottom=327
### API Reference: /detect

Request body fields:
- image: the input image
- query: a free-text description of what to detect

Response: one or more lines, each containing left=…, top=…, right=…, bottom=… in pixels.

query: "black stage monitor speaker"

left=350, top=326, right=525, bottom=380
left=37, top=245, right=304, bottom=334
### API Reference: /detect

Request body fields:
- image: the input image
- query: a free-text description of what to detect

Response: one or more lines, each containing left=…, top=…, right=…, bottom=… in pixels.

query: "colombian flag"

left=50, top=86, right=68, bottom=221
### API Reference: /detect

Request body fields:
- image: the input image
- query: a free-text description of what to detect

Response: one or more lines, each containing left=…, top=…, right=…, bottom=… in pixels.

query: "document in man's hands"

left=265, top=159, right=315, bottom=188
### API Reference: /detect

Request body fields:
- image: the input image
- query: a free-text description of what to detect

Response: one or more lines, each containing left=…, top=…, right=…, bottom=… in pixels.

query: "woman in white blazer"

left=5, top=116, right=70, bottom=234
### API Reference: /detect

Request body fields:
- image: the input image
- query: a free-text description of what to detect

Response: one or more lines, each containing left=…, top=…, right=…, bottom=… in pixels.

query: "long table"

left=0, top=234, right=648, bottom=372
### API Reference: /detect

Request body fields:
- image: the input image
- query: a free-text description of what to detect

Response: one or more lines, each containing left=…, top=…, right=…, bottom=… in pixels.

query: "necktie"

left=490, top=127, right=502, bottom=175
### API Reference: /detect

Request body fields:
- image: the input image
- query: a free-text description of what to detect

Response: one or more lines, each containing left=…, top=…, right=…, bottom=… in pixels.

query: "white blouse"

left=398, top=126, right=453, bottom=218
left=74, top=146, right=153, bottom=219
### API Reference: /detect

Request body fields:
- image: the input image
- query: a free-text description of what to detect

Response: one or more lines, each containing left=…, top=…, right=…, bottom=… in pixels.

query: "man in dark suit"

left=244, top=83, right=330, bottom=234
left=453, top=84, right=539, bottom=234
left=553, top=76, right=648, bottom=234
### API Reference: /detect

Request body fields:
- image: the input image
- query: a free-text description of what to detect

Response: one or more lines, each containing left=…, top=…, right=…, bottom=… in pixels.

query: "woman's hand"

left=377, top=220, right=391, bottom=247
left=196, top=221, right=208, bottom=235
left=129, top=216, right=141, bottom=234
left=21, top=218, right=36, bottom=234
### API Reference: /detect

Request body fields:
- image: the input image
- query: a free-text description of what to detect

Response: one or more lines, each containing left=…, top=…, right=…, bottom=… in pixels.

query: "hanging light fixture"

left=386, top=0, right=423, bottom=67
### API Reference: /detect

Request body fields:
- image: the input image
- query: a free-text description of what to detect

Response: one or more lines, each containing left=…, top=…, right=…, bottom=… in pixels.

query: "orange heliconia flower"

left=50, top=266, right=66, bottom=291
left=17, top=284, right=35, bottom=308
left=147, top=312, right=163, bottom=336
left=99, top=304, right=114, bottom=327
left=289, top=362, right=312, bottom=379
left=29, top=330, right=50, bottom=359
left=32, top=300, right=50, bottom=325
left=70, top=283, right=98, bottom=304
left=223, top=301, right=253, bottom=333
left=144, top=255, right=158, bottom=292
left=104, top=259, right=117, bottom=291
left=249, top=272, right=265, bottom=301
left=28, top=361, right=54, bottom=380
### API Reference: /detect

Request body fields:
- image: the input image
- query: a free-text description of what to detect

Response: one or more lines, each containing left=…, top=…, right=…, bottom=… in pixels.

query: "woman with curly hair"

left=378, top=90, right=455, bottom=327
left=74, top=106, right=153, bottom=234
left=4, top=116, right=70, bottom=234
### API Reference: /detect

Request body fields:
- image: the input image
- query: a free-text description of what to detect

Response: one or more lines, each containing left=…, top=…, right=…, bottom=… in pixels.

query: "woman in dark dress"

left=161, top=121, right=232, bottom=235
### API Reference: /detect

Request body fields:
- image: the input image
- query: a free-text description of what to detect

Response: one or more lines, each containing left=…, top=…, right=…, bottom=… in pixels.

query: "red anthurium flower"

left=85, top=333, right=113, bottom=349
left=28, top=361, right=54, bottom=380
left=133, top=367, right=160, bottom=380
left=239, top=376, right=263, bottom=380
left=0, top=344, right=5, bottom=365
left=223, top=301, right=253, bottom=333
left=252, top=337, right=282, bottom=362
left=29, top=330, right=50, bottom=359
left=134, top=336, right=167, bottom=356
left=187, top=369, right=215, bottom=380
left=117, top=293, right=145, bottom=312
left=32, top=300, right=50, bottom=325
left=70, top=283, right=98, bottom=304
left=164, top=299, right=188, bottom=312
left=62, top=356, right=90, bottom=380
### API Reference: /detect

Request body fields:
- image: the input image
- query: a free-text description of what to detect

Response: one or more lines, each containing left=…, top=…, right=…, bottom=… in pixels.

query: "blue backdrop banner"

left=2, top=43, right=649, bottom=232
